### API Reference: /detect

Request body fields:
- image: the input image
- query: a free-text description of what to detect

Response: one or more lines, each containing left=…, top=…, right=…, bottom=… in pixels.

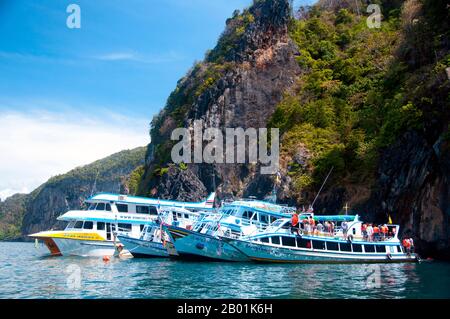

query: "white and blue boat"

left=117, top=208, right=204, bottom=258
left=29, top=192, right=215, bottom=257
left=165, top=200, right=296, bottom=261
left=222, top=215, right=419, bottom=263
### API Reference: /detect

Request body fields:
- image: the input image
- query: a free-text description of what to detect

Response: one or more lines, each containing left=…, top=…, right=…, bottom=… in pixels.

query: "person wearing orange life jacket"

left=309, top=217, right=316, bottom=234
left=373, top=225, right=380, bottom=241
left=402, top=238, right=412, bottom=255
left=291, top=212, right=300, bottom=235
left=381, top=224, right=388, bottom=240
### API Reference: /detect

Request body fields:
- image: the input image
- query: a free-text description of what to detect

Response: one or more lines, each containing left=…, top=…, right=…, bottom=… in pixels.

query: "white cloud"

left=94, top=50, right=183, bottom=64
left=0, top=110, right=149, bottom=201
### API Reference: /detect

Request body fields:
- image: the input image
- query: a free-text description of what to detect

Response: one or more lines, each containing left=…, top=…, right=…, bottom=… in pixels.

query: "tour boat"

left=29, top=192, right=215, bottom=257
left=117, top=209, right=204, bottom=258
left=222, top=214, right=419, bottom=263
left=165, top=200, right=296, bottom=261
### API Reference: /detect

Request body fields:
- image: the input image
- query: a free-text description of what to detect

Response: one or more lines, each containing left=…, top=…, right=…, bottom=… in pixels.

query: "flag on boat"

left=388, top=214, right=393, bottom=224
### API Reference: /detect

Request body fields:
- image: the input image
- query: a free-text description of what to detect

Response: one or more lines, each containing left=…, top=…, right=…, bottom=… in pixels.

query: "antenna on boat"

left=90, top=170, right=100, bottom=197
left=311, top=166, right=334, bottom=208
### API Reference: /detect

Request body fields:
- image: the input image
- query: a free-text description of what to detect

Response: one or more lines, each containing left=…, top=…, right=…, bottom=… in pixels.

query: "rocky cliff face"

left=0, top=147, right=146, bottom=238
left=139, top=0, right=301, bottom=201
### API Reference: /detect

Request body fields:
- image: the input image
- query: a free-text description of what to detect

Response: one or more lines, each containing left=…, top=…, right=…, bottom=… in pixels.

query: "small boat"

left=117, top=208, right=203, bottom=258
left=222, top=214, right=419, bottom=263
left=165, top=199, right=296, bottom=261
left=28, top=192, right=215, bottom=257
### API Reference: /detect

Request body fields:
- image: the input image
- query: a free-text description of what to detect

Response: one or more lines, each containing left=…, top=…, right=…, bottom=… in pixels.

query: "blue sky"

left=0, top=0, right=315, bottom=199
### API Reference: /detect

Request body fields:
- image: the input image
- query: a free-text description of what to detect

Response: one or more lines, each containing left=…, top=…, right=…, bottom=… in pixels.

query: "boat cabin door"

left=106, top=223, right=112, bottom=240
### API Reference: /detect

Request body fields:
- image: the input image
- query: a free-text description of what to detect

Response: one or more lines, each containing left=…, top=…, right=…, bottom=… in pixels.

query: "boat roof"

left=225, top=200, right=295, bottom=215
left=86, top=192, right=212, bottom=208
left=311, top=215, right=359, bottom=222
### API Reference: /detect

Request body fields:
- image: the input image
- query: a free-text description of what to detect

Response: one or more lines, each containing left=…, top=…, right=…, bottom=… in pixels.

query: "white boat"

left=222, top=215, right=419, bottom=263
left=28, top=192, right=215, bottom=257
left=117, top=209, right=203, bottom=258
left=165, top=200, right=296, bottom=261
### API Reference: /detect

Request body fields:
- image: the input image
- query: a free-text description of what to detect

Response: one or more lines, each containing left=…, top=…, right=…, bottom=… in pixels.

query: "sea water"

left=1, top=242, right=449, bottom=299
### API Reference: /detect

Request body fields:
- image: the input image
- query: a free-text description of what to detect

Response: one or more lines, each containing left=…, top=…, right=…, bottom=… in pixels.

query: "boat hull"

left=117, top=235, right=178, bottom=258
left=165, top=225, right=250, bottom=262
left=225, top=238, right=418, bottom=263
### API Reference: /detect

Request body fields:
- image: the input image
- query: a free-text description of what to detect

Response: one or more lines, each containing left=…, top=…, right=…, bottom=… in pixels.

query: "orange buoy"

left=103, top=255, right=111, bottom=262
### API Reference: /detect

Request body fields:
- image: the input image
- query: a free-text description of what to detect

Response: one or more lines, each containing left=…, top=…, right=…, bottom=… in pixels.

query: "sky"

left=0, top=0, right=315, bottom=200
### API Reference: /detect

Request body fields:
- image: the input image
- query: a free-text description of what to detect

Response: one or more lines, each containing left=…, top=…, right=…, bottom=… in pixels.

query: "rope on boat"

left=311, top=166, right=334, bottom=208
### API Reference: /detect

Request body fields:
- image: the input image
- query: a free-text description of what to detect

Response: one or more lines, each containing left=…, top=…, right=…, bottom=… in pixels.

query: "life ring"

left=347, top=235, right=354, bottom=243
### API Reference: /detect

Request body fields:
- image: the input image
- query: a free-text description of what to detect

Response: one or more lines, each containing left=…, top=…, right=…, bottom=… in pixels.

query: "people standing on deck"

left=291, top=211, right=300, bottom=235
left=366, top=224, right=373, bottom=241
left=317, top=222, right=324, bottom=234
left=362, top=223, right=368, bottom=241
left=309, top=217, right=316, bottom=235
left=402, top=237, right=412, bottom=255
left=330, top=221, right=335, bottom=236
left=381, top=224, right=388, bottom=240
left=302, top=217, right=309, bottom=234
left=373, top=225, right=380, bottom=241
left=324, top=221, right=330, bottom=235
left=409, top=238, right=415, bottom=253
left=341, top=221, right=349, bottom=240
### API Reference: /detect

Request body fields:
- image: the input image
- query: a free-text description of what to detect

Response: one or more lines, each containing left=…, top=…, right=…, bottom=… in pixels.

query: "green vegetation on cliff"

left=269, top=0, right=449, bottom=194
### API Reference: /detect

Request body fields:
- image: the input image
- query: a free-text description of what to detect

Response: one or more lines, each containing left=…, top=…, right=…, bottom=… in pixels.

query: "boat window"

left=97, top=222, right=105, bottom=230
left=172, top=211, right=178, bottom=221
left=140, top=224, right=145, bottom=232
left=83, top=221, right=93, bottom=230
left=116, top=204, right=128, bottom=213
left=118, top=223, right=132, bottom=232
left=251, top=213, right=258, bottom=221
left=96, top=203, right=105, bottom=211
left=396, top=245, right=402, bottom=253
left=74, top=221, right=83, bottom=229
left=312, top=240, right=325, bottom=250
left=271, top=236, right=281, bottom=245
left=282, top=236, right=296, bottom=247
left=326, top=241, right=339, bottom=251
left=340, top=243, right=352, bottom=252
left=88, top=203, right=96, bottom=210
left=136, top=205, right=150, bottom=214
left=270, top=216, right=277, bottom=224
left=177, top=213, right=183, bottom=219
left=296, top=238, right=311, bottom=249
left=184, top=214, right=190, bottom=219
left=105, top=204, right=111, bottom=211
left=352, top=244, right=363, bottom=252
left=365, top=245, right=375, bottom=253
left=375, top=245, right=386, bottom=253
left=149, top=206, right=158, bottom=215
left=261, top=237, right=270, bottom=243
left=67, top=221, right=76, bottom=229
left=242, top=211, right=252, bottom=220
left=260, top=214, right=269, bottom=224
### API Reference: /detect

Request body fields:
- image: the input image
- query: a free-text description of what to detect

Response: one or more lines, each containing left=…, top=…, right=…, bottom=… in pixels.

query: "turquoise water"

left=1, top=242, right=449, bottom=299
